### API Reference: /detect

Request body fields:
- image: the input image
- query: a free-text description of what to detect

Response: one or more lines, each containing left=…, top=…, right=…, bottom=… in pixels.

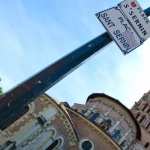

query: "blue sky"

left=0, top=0, right=150, bottom=108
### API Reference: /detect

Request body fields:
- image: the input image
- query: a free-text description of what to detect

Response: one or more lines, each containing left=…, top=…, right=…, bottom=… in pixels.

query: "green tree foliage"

left=0, top=87, right=2, bottom=95
left=0, top=78, right=3, bottom=95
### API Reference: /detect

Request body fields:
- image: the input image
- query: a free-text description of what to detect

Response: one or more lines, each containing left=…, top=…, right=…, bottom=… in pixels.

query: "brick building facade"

left=0, top=93, right=144, bottom=150
left=131, top=91, right=150, bottom=150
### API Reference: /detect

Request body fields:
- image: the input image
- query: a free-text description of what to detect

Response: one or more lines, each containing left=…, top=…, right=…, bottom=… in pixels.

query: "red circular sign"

left=131, top=1, right=137, bottom=8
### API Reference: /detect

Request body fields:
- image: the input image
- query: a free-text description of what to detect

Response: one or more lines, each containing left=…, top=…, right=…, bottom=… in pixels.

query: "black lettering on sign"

left=142, top=30, right=147, bottom=36
left=118, top=17, right=131, bottom=31
left=118, top=17, right=124, bottom=24
left=129, top=10, right=134, bottom=16
left=100, top=12, right=115, bottom=28
left=124, top=4, right=129, bottom=8
left=132, top=15, right=137, bottom=20
left=137, top=23, right=144, bottom=31
left=123, top=24, right=131, bottom=31
left=135, top=19, right=139, bottom=24
left=125, top=4, right=148, bottom=37
left=113, top=30, right=130, bottom=49
left=114, top=30, right=120, bottom=35
left=100, top=12, right=107, bottom=18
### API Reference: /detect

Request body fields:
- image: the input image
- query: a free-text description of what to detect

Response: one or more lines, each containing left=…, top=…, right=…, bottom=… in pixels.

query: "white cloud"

left=0, top=72, right=15, bottom=92
left=115, top=39, right=150, bottom=108
left=0, top=0, right=150, bottom=110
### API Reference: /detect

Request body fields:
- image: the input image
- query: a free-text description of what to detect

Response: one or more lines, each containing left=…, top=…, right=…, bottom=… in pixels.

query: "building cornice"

left=66, top=107, right=121, bottom=150
left=43, top=94, right=79, bottom=144
left=87, top=93, right=141, bottom=140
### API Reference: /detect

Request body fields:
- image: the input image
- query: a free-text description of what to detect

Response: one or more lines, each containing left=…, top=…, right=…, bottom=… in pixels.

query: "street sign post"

left=96, top=7, right=142, bottom=54
left=0, top=3, right=150, bottom=129
left=119, top=0, right=150, bottom=41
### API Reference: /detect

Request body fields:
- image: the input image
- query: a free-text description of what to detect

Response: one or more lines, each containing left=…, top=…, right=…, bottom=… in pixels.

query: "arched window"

left=37, top=115, right=47, bottom=126
left=81, top=109, right=87, bottom=115
left=144, top=142, right=149, bottom=149
left=89, top=113, right=99, bottom=123
left=48, top=129, right=56, bottom=137
left=79, top=139, right=94, bottom=150
left=100, top=119, right=112, bottom=131
left=46, top=138, right=63, bottom=150
left=120, top=140, right=127, bottom=148
left=139, top=115, right=145, bottom=124
left=142, top=103, right=148, bottom=112
left=111, top=129, right=122, bottom=141
left=146, top=122, right=150, bottom=129
left=135, top=113, right=140, bottom=119
left=2, top=141, right=16, bottom=149
left=146, top=108, right=150, bottom=114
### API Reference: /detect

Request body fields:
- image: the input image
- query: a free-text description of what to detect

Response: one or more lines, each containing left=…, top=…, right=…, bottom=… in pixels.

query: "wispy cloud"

left=0, top=72, right=15, bottom=92
left=0, top=0, right=150, bottom=109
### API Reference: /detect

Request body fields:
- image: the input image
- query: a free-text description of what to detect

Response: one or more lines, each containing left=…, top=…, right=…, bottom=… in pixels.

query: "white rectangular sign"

left=119, top=0, right=150, bottom=40
left=96, top=7, right=142, bottom=54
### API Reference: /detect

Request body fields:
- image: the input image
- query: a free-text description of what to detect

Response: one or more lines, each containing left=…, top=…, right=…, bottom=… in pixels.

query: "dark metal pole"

left=0, top=32, right=112, bottom=129
left=145, top=7, right=150, bottom=17
left=0, top=7, right=150, bottom=129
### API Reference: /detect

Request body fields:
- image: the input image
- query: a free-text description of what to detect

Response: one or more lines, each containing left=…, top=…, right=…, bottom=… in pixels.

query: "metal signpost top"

left=96, top=0, right=150, bottom=54
left=119, top=0, right=150, bottom=41
left=96, top=7, right=142, bottom=54
left=0, top=1, right=150, bottom=129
